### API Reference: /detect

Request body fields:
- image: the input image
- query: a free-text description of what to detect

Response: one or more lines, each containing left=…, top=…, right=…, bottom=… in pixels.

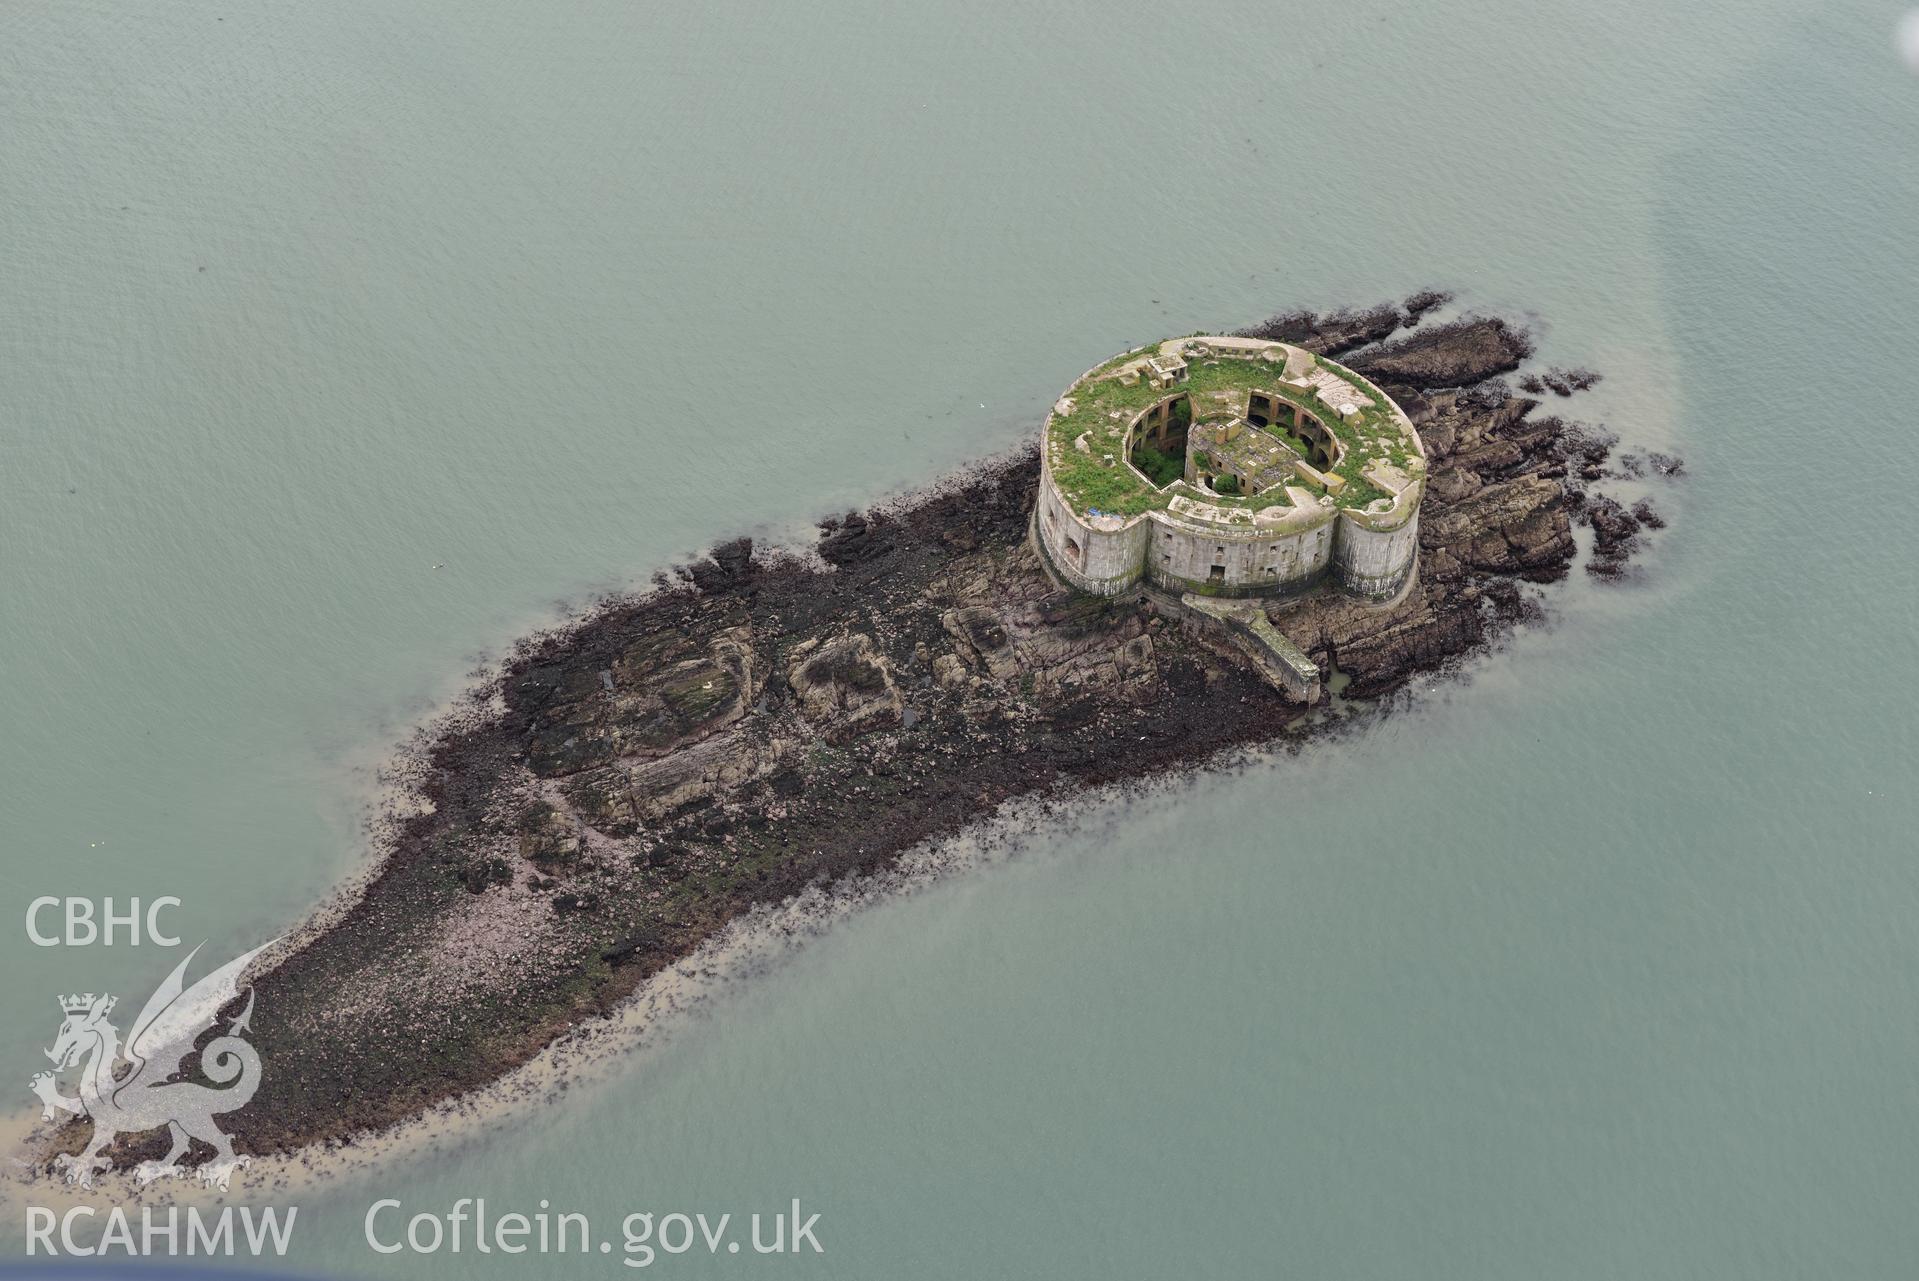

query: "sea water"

left=2, top=0, right=1916, bottom=1275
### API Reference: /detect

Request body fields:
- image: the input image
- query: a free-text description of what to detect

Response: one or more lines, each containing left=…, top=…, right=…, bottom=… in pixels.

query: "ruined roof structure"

left=1034, top=335, right=1426, bottom=602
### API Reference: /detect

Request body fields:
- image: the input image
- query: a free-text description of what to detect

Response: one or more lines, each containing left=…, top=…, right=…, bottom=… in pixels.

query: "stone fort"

left=1033, top=335, right=1425, bottom=605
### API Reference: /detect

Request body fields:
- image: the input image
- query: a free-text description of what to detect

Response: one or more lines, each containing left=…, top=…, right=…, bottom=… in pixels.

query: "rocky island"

left=36, top=297, right=1674, bottom=1173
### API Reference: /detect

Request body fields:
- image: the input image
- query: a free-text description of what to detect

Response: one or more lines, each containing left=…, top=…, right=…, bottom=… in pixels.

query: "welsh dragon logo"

left=28, top=940, right=275, bottom=1191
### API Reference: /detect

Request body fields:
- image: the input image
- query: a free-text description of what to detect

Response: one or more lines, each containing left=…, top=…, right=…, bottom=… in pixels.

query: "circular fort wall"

left=1332, top=507, right=1421, bottom=601
left=1034, top=453, right=1356, bottom=600
left=1036, top=449, right=1421, bottom=603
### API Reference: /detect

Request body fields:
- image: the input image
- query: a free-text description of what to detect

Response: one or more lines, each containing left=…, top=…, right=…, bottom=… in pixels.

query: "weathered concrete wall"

left=1333, top=508, right=1420, bottom=600
left=1145, top=516, right=1335, bottom=597
left=1035, top=460, right=1148, bottom=596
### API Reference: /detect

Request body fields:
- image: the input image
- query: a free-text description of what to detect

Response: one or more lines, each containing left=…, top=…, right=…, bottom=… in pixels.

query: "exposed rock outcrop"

left=787, top=633, right=903, bottom=742
left=1346, top=316, right=1534, bottom=387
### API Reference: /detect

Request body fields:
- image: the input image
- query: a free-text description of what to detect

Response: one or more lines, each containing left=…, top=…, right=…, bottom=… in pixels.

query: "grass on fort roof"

left=1048, top=347, right=1407, bottom=515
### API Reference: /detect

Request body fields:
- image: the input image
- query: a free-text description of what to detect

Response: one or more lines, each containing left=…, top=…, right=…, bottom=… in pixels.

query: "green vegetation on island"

left=1046, top=342, right=1423, bottom=516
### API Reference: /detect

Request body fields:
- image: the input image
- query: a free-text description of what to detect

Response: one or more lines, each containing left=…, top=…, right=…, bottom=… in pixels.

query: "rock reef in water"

left=41, top=299, right=1677, bottom=1169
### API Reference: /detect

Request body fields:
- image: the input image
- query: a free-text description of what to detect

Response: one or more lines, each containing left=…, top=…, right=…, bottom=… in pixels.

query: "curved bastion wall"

left=1330, top=506, right=1423, bottom=600
left=1034, top=336, right=1423, bottom=603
